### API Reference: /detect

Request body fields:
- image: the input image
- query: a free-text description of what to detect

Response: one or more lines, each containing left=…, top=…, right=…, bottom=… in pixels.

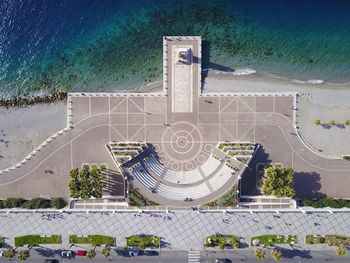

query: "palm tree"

left=335, top=246, right=347, bottom=256
left=315, top=119, right=321, bottom=126
left=271, top=249, right=282, bottom=261
left=86, top=247, right=96, bottom=259
left=330, top=120, right=337, bottom=126
left=17, top=250, right=29, bottom=261
left=255, top=248, right=266, bottom=261
left=102, top=245, right=111, bottom=257
left=4, top=249, right=15, bottom=259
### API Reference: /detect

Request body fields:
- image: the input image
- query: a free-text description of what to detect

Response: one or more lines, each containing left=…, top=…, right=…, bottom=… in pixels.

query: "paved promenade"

left=1, top=210, right=350, bottom=251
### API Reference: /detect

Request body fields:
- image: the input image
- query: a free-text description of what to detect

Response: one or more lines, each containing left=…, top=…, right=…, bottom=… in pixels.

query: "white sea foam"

left=202, top=68, right=256, bottom=76
left=291, top=79, right=325, bottom=84
left=232, top=68, right=256, bottom=75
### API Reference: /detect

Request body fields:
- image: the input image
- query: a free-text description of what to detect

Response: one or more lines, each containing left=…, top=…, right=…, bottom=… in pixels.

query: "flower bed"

left=306, top=235, right=350, bottom=246
left=126, top=235, right=160, bottom=249
left=251, top=235, right=297, bottom=246
left=69, top=235, right=115, bottom=246
left=15, top=235, right=61, bottom=246
left=205, top=234, right=240, bottom=249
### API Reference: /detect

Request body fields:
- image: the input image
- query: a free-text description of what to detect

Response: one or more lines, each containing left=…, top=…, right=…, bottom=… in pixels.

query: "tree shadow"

left=279, top=248, right=313, bottom=259
left=103, top=168, right=125, bottom=197
left=34, top=247, right=61, bottom=258
left=293, top=171, right=326, bottom=198
left=240, top=146, right=271, bottom=196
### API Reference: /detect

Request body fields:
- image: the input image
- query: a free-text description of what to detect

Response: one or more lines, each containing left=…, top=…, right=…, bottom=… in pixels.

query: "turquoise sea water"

left=0, top=0, right=350, bottom=98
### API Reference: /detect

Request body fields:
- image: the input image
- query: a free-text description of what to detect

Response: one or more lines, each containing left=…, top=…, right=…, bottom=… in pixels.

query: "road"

left=1, top=249, right=350, bottom=263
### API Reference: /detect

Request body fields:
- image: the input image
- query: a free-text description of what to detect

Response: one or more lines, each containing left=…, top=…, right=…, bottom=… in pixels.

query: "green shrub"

left=302, top=198, right=350, bottom=208
left=345, top=120, right=350, bottom=126
left=51, top=198, right=67, bottom=209
left=319, top=237, right=326, bottom=244
left=20, top=198, right=51, bottom=209
left=4, top=198, right=25, bottom=208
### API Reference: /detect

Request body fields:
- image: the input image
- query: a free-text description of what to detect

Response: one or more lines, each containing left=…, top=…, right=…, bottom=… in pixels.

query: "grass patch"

left=205, top=234, right=240, bottom=249
left=15, top=235, right=61, bottom=247
left=251, top=235, right=297, bottom=246
left=69, top=235, right=115, bottom=246
left=306, top=235, right=350, bottom=246
left=126, top=235, right=160, bottom=249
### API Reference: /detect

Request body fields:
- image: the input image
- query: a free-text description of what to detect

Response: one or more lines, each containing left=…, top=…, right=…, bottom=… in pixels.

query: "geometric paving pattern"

left=1, top=211, right=350, bottom=250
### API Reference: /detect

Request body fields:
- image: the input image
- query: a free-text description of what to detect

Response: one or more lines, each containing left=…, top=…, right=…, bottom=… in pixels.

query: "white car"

left=129, top=250, right=139, bottom=257
left=0, top=250, right=4, bottom=257
left=61, top=250, right=72, bottom=258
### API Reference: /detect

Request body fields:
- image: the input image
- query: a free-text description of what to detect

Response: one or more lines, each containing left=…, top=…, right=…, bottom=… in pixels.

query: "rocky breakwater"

left=0, top=92, right=67, bottom=108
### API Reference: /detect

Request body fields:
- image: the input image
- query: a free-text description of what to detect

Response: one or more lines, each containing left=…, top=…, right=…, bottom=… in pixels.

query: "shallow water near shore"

left=0, top=0, right=349, bottom=99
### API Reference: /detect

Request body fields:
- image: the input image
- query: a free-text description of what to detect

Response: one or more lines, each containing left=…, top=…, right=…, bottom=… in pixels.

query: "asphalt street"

left=1, top=249, right=350, bottom=263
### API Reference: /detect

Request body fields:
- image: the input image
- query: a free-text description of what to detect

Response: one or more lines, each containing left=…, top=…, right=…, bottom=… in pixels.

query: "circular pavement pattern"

left=161, top=121, right=204, bottom=164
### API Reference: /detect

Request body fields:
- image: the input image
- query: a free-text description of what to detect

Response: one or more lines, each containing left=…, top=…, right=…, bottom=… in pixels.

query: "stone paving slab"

left=1, top=211, right=350, bottom=251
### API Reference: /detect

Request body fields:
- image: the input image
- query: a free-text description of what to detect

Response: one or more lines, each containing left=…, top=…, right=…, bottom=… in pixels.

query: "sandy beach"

left=0, top=102, right=66, bottom=170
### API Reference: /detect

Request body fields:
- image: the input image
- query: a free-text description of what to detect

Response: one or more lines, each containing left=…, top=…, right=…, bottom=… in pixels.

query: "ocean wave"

left=291, top=79, right=325, bottom=84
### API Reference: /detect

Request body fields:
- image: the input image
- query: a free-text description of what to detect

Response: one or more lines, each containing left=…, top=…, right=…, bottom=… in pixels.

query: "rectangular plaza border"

left=0, top=208, right=349, bottom=214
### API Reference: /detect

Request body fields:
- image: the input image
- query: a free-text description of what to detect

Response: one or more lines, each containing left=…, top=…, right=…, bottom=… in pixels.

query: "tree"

left=4, top=249, right=15, bottom=259
left=68, top=165, right=107, bottom=199
left=17, top=250, right=29, bottom=261
left=260, top=164, right=295, bottom=197
left=102, top=245, right=111, bottom=257
left=345, top=120, right=350, bottom=126
left=271, top=249, right=282, bottom=261
left=86, top=248, right=96, bottom=259
left=335, top=246, right=347, bottom=256
left=315, top=119, right=321, bottom=126
left=330, top=120, right=336, bottom=126
left=254, top=248, right=266, bottom=261
left=68, top=168, right=81, bottom=198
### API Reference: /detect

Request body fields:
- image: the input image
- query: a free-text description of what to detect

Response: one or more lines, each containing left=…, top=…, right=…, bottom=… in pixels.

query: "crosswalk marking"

left=188, top=250, right=201, bottom=262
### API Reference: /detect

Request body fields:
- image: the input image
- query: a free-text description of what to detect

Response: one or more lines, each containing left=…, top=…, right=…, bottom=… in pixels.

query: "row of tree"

left=254, top=246, right=347, bottom=261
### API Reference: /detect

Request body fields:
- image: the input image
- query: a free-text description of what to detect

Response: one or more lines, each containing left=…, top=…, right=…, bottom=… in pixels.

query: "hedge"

left=301, top=198, right=350, bottom=208
left=69, top=235, right=116, bottom=246
left=0, top=198, right=67, bottom=209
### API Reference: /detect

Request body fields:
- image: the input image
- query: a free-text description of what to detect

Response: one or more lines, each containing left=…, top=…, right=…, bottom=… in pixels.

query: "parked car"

left=44, top=259, right=59, bottom=263
left=215, top=258, right=231, bottom=263
left=129, top=250, right=140, bottom=257
left=144, top=250, right=159, bottom=256
left=61, top=250, right=72, bottom=258
left=76, top=250, right=86, bottom=256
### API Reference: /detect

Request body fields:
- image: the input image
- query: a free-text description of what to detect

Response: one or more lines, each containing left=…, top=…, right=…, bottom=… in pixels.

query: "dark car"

left=215, top=258, right=231, bottom=263
left=44, top=259, right=59, bottom=263
left=144, top=250, right=159, bottom=256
